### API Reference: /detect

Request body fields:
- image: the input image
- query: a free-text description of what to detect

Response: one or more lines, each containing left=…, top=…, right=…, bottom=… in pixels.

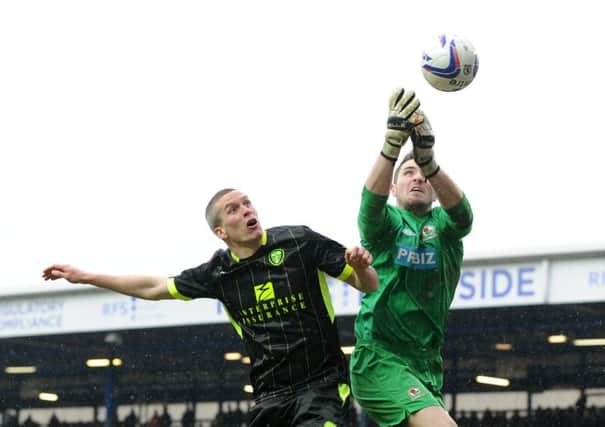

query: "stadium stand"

left=2, top=248, right=605, bottom=426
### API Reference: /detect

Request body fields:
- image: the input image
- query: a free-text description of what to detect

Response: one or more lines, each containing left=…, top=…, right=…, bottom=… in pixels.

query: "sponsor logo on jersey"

left=268, top=248, right=285, bottom=266
left=408, top=387, right=424, bottom=400
left=395, top=245, right=438, bottom=270
left=241, top=288, right=307, bottom=326
left=254, top=282, right=275, bottom=302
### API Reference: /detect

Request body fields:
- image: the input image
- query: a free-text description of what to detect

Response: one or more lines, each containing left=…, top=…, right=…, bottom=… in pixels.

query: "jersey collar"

left=229, top=230, right=268, bottom=262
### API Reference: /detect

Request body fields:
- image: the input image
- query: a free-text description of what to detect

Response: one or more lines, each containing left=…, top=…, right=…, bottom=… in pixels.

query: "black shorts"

left=248, top=373, right=353, bottom=427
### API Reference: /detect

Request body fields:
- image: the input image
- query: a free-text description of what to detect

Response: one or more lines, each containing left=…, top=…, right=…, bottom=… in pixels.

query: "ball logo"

left=268, top=249, right=285, bottom=266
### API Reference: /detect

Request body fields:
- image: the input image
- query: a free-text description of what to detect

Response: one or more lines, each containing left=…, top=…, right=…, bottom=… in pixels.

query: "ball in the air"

left=421, top=34, right=479, bottom=92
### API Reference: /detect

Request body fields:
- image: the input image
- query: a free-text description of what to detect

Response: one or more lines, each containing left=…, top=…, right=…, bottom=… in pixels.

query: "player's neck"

left=401, top=202, right=431, bottom=217
left=228, top=235, right=263, bottom=260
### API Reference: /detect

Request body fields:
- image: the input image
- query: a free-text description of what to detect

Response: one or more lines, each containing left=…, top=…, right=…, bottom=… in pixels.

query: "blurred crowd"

left=4, top=402, right=605, bottom=427
left=456, top=405, right=605, bottom=427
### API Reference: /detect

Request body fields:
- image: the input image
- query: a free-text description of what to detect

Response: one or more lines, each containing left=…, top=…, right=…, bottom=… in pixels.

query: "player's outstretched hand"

left=411, top=110, right=440, bottom=179
left=382, top=88, right=424, bottom=162
left=345, top=246, right=373, bottom=270
left=42, top=264, right=87, bottom=284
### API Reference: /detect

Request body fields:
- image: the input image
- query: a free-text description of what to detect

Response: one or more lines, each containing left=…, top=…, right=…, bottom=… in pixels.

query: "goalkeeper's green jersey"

left=355, top=187, right=473, bottom=357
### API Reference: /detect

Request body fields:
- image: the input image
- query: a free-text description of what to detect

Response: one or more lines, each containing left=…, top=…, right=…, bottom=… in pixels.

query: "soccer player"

left=349, top=89, right=473, bottom=427
left=43, top=188, right=378, bottom=427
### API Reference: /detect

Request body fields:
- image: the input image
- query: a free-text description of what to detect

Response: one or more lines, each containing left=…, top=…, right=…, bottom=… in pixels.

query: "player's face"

left=392, top=159, right=434, bottom=212
left=214, top=191, right=263, bottom=244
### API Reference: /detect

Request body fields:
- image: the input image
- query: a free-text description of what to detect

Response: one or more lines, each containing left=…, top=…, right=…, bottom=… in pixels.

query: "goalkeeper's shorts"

left=350, top=340, right=445, bottom=427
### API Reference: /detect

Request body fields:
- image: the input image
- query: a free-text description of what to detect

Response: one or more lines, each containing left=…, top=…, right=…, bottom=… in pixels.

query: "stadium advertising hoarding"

left=0, top=291, right=229, bottom=338
left=1, top=256, right=603, bottom=338
left=452, top=262, right=547, bottom=309
left=548, top=257, right=605, bottom=304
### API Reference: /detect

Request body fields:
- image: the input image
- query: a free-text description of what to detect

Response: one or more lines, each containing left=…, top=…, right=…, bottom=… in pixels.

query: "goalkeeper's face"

left=392, top=159, right=434, bottom=213
left=213, top=190, right=263, bottom=245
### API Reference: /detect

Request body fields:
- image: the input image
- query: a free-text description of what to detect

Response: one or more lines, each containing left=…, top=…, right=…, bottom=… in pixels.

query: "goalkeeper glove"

left=382, top=88, right=423, bottom=162
left=411, top=111, right=440, bottom=179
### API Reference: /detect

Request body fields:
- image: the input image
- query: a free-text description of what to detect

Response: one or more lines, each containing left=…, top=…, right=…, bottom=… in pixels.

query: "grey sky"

left=1, top=0, right=603, bottom=294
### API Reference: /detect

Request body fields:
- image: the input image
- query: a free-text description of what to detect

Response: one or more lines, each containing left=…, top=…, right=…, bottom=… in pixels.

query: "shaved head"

left=205, top=188, right=236, bottom=230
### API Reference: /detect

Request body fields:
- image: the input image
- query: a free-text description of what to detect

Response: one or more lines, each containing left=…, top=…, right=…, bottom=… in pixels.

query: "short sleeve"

left=303, top=227, right=350, bottom=280
left=168, top=255, right=222, bottom=300
left=435, top=194, right=473, bottom=239
left=358, top=187, right=399, bottom=251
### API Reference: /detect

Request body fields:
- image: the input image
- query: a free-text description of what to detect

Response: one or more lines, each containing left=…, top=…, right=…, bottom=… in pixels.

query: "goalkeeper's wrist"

left=420, top=160, right=440, bottom=179
left=381, top=140, right=402, bottom=163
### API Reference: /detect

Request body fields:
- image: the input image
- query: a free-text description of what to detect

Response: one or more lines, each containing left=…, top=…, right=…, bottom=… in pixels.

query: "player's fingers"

left=363, top=251, right=373, bottom=265
left=42, top=264, right=68, bottom=280
left=400, top=97, right=421, bottom=120
left=394, top=90, right=415, bottom=112
left=388, top=88, right=405, bottom=110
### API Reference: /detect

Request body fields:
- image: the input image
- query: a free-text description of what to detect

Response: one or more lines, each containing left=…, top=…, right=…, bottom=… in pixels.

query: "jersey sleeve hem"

left=360, top=187, right=390, bottom=214
left=167, top=277, right=192, bottom=301
left=336, top=264, right=354, bottom=282
left=444, top=194, right=473, bottom=230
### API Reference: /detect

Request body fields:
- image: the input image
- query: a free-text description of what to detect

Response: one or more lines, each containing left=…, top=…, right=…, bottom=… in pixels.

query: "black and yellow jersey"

left=167, top=225, right=354, bottom=397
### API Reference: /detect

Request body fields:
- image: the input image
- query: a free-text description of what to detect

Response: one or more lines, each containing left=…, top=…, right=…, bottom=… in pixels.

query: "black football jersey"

left=167, top=225, right=353, bottom=396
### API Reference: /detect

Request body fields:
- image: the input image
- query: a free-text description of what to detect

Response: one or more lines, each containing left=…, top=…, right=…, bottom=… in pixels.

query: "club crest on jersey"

left=268, top=249, right=285, bottom=266
left=408, top=387, right=424, bottom=400
left=421, top=225, right=438, bottom=241
left=395, top=245, right=438, bottom=270
left=254, top=282, right=275, bottom=302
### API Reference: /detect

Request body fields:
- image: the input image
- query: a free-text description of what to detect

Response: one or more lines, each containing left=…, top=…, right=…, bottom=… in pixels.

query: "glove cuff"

left=420, top=160, right=440, bottom=179
left=382, top=140, right=402, bottom=162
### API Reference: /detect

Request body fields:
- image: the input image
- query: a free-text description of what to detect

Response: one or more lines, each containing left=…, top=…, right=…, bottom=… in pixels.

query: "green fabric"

left=352, top=187, right=472, bottom=425
left=350, top=341, right=445, bottom=426
left=355, top=186, right=473, bottom=358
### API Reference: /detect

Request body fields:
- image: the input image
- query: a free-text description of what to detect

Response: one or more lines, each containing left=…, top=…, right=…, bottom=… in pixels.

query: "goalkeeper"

left=350, top=88, right=473, bottom=427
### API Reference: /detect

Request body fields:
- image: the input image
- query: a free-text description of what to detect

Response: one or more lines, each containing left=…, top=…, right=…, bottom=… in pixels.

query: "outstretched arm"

left=42, top=264, right=171, bottom=300
left=364, top=155, right=397, bottom=196
left=427, top=168, right=463, bottom=210
left=342, top=246, right=378, bottom=293
left=365, top=87, right=423, bottom=196
left=410, top=112, right=463, bottom=209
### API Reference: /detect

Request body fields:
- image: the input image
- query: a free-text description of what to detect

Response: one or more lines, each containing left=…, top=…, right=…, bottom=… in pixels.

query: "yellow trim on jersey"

left=167, top=280, right=242, bottom=338
left=338, top=383, right=351, bottom=405
left=229, top=230, right=268, bottom=263
left=225, top=306, right=243, bottom=339
left=318, top=270, right=336, bottom=323
left=167, top=278, right=191, bottom=301
left=336, top=264, right=354, bottom=282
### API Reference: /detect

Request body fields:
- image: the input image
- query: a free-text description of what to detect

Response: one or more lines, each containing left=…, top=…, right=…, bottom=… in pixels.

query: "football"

left=421, top=34, right=479, bottom=92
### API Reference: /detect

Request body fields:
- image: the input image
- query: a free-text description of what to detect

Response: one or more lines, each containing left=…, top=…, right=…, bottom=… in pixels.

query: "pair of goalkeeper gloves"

left=381, top=88, right=440, bottom=179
